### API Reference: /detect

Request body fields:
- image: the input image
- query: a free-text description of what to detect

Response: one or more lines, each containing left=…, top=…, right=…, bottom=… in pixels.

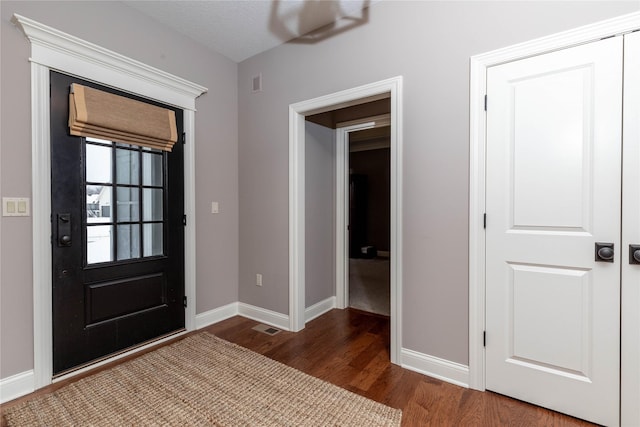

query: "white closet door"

left=485, top=37, right=622, bottom=426
left=622, top=30, right=640, bottom=427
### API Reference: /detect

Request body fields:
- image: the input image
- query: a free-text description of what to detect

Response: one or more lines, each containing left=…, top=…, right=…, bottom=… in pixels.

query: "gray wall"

left=305, top=121, right=335, bottom=307
left=0, top=1, right=239, bottom=379
left=237, top=1, right=639, bottom=364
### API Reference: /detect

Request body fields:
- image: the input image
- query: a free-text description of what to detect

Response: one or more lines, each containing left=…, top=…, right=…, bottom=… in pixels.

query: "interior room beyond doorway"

left=348, top=127, right=391, bottom=316
left=306, top=97, right=391, bottom=318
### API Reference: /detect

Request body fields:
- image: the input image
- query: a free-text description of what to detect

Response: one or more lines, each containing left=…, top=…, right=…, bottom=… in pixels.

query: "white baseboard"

left=1, top=370, right=34, bottom=404
left=1, top=299, right=335, bottom=403
left=238, top=303, right=290, bottom=331
left=401, top=348, right=469, bottom=388
left=305, top=296, right=336, bottom=323
left=195, top=302, right=239, bottom=329
left=196, top=298, right=337, bottom=331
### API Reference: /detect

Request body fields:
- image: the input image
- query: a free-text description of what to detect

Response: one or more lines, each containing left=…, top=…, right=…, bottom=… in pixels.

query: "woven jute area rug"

left=3, top=332, right=402, bottom=426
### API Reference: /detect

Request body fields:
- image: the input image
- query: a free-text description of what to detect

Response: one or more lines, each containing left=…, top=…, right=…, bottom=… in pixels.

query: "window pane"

left=87, top=137, right=112, bottom=145
left=143, top=188, right=163, bottom=221
left=143, top=152, right=163, bottom=186
left=116, top=142, right=136, bottom=149
left=86, top=144, right=112, bottom=183
left=116, top=187, right=139, bottom=222
left=117, top=224, right=140, bottom=260
left=87, top=225, right=113, bottom=264
left=116, top=148, right=139, bottom=185
left=142, top=146, right=162, bottom=153
left=143, top=223, right=163, bottom=256
left=86, top=186, right=112, bottom=223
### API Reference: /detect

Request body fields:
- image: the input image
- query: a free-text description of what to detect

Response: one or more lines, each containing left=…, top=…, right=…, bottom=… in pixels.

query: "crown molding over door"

left=12, top=14, right=207, bottom=391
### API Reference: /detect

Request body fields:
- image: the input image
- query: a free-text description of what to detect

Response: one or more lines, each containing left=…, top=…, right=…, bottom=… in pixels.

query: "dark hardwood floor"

left=1, top=308, right=595, bottom=426
left=204, top=309, right=595, bottom=427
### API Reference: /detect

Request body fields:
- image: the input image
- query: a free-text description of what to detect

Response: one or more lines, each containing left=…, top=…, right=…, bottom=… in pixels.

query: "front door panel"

left=485, top=37, right=622, bottom=426
left=50, top=71, right=185, bottom=375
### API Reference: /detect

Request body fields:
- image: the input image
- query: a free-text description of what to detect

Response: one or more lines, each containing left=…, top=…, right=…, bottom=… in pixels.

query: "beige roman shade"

left=69, top=83, right=178, bottom=151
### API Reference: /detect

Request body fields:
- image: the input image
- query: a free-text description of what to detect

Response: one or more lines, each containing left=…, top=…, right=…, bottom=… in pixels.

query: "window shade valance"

left=69, top=83, right=178, bottom=151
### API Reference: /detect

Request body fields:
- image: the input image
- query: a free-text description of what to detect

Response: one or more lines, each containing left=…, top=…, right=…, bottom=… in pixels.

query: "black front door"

left=50, top=71, right=185, bottom=375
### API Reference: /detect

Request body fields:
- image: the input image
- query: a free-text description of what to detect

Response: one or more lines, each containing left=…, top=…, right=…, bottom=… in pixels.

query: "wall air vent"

left=252, top=74, right=262, bottom=93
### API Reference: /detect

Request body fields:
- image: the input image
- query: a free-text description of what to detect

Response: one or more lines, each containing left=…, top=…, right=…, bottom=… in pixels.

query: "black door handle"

left=57, top=213, right=72, bottom=247
left=595, top=242, right=614, bottom=262
left=630, top=245, right=640, bottom=265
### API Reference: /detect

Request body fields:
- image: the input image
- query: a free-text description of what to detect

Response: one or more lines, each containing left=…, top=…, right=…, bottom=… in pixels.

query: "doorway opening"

left=306, top=101, right=391, bottom=318
left=288, top=76, right=402, bottom=364
left=347, top=126, right=391, bottom=316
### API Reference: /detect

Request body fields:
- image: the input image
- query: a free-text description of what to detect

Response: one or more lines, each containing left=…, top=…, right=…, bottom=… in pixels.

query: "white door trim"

left=335, top=121, right=377, bottom=309
left=12, top=14, right=207, bottom=390
left=289, top=76, right=403, bottom=364
left=469, top=11, right=640, bottom=392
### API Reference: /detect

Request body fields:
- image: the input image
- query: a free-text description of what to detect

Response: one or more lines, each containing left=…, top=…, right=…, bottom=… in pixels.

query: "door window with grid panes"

left=85, top=138, right=166, bottom=264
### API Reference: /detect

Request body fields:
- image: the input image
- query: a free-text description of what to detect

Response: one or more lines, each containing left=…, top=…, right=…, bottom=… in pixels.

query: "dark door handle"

left=57, top=213, right=72, bottom=247
left=630, top=245, right=640, bottom=265
left=595, top=242, right=614, bottom=262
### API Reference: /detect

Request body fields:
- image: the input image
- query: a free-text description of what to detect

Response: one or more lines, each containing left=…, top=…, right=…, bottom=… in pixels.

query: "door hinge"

left=483, top=213, right=487, bottom=229
left=183, top=296, right=188, bottom=308
left=484, top=94, right=487, bottom=111
left=483, top=331, right=486, bottom=347
left=182, top=132, right=186, bottom=144
left=182, top=215, right=187, bottom=226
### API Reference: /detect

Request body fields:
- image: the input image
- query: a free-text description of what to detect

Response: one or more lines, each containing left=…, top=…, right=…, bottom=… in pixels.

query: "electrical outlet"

left=256, top=273, right=263, bottom=287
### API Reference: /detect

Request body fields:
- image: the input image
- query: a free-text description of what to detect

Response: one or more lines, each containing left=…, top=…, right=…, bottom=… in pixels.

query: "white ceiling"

left=123, top=0, right=375, bottom=63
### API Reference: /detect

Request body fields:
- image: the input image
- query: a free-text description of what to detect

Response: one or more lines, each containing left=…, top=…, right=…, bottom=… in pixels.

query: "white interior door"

left=622, top=30, right=640, bottom=427
left=485, top=37, right=623, bottom=426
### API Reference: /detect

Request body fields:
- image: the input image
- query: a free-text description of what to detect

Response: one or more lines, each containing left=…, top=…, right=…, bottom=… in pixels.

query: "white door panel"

left=622, top=30, right=640, bottom=427
left=511, top=66, right=592, bottom=229
left=508, top=263, right=591, bottom=376
left=486, top=37, right=623, bottom=426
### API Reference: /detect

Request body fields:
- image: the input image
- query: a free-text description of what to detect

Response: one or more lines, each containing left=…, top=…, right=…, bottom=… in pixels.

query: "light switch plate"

left=211, top=201, right=219, bottom=214
left=3, top=197, right=30, bottom=217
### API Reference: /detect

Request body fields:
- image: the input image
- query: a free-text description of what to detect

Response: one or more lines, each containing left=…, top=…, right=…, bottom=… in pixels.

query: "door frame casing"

left=12, top=14, right=207, bottom=389
left=469, top=9, right=640, bottom=421
left=288, top=76, right=403, bottom=364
